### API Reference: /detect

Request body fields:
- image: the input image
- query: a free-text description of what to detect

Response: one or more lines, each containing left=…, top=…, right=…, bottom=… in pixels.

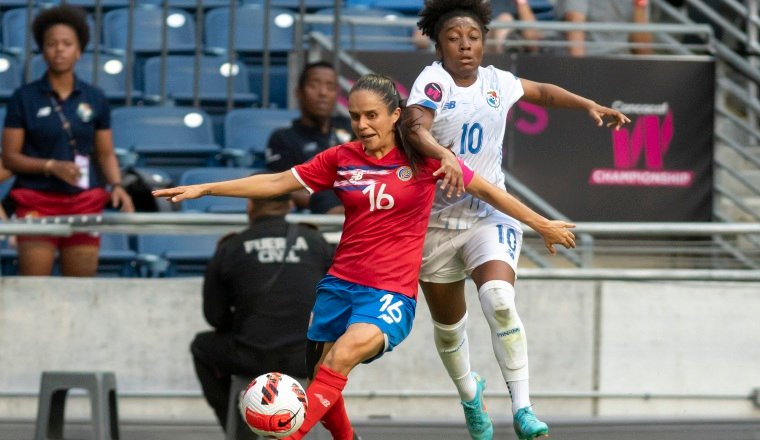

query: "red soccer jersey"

left=292, top=141, right=474, bottom=298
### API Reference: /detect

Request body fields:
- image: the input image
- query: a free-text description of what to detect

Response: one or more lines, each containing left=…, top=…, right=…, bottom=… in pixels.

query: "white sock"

left=507, top=379, right=531, bottom=415
left=433, top=313, right=477, bottom=402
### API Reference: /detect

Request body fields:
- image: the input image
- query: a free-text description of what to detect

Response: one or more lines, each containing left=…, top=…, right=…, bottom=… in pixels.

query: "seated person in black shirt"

left=190, top=184, right=333, bottom=435
left=265, top=61, right=352, bottom=214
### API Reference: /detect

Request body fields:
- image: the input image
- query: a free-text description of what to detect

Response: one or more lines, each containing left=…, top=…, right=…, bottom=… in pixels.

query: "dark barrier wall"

left=358, top=53, right=715, bottom=222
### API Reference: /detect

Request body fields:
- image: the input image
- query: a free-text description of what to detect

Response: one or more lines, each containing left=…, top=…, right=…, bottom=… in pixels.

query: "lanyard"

left=49, top=95, right=80, bottom=156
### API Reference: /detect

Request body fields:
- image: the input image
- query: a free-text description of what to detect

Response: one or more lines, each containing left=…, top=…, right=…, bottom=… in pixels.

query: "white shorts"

left=419, top=212, right=523, bottom=283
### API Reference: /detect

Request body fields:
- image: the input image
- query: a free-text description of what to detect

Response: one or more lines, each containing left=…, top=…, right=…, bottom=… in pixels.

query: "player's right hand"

left=152, top=185, right=208, bottom=203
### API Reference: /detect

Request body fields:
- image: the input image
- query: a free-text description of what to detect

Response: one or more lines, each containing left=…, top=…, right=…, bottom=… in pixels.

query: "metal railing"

left=3, top=213, right=760, bottom=278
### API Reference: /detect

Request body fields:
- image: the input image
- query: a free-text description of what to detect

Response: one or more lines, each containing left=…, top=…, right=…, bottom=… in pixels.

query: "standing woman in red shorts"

left=2, top=5, right=133, bottom=276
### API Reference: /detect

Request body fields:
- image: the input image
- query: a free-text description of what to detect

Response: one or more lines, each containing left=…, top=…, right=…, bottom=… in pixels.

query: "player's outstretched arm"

left=465, top=174, right=576, bottom=255
left=519, top=79, right=631, bottom=130
left=401, top=105, right=464, bottom=197
left=152, top=170, right=302, bottom=203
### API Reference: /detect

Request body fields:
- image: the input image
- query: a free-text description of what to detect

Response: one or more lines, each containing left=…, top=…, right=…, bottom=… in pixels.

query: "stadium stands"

left=136, top=233, right=222, bottom=277
left=0, top=54, right=21, bottom=100
left=111, top=106, right=223, bottom=181
left=204, top=5, right=297, bottom=55
left=97, top=232, right=138, bottom=277
left=224, top=107, right=299, bottom=167
left=177, top=167, right=261, bottom=213
left=29, top=52, right=141, bottom=102
left=142, top=55, right=257, bottom=106
left=102, top=7, right=196, bottom=54
left=311, top=6, right=416, bottom=51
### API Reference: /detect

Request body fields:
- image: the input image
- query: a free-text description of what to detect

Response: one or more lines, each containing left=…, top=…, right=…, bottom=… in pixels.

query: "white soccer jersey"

left=407, top=61, right=524, bottom=229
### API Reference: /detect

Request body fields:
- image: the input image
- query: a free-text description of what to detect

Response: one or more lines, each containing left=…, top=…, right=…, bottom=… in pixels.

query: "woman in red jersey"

left=154, top=74, right=575, bottom=440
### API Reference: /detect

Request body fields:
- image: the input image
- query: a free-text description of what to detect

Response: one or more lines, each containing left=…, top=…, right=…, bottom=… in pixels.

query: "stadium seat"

left=138, top=0, right=230, bottom=8
left=178, top=167, right=261, bottom=213
left=136, top=233, right=221, bottom=277
left=111, top=106, right=221, bottom=181
left=311, top=6, right=416, bottom=51
left=346, top=0, right=422, bottom=14
left=63, top=0, right=131, bottom=8
left=142, top=55, right=258, bottom=106
left=30, top=53, right=141, bottom=102
left=247, top=63, right=289, bottom=108
left=224, top=108, right=299, bottom=167
left=241, top=0, right=337, bottom=11
left=97, top=232, right=138, bottom=277
left=103, top=7, right=196, bottom=54
left=204, top=5, right=296, bottom=55
left=0, top=54, right=21, bottom=101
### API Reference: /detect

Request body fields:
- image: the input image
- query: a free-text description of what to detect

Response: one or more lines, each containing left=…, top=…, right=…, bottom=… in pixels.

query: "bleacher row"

left=0, top=1, right=426, bottom=107
left=0, top=104, right=307, bottom=277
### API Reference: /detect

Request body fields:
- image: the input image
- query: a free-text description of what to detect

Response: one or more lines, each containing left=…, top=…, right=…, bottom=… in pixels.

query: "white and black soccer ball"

left=239, top=372, right=308, bottom=438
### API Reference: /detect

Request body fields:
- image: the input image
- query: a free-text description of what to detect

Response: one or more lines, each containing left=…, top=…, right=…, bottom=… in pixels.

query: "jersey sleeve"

left=407, top=65, right=449, bottom=114
left=499, top=69, right=525, bottom=109
left=291, top=146, right=339, bottom=194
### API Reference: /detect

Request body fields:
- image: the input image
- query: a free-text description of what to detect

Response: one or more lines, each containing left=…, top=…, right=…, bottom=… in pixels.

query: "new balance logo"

left=442, top=101, right=456, bottom=110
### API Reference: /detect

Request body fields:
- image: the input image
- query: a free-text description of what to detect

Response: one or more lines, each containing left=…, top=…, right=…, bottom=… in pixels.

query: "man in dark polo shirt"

left=265, top=61, right=352, bottom=214
left=190, top=181, right=333, bottom=436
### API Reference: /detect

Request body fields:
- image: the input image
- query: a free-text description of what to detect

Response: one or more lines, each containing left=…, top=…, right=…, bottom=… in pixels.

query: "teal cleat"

left=513, top=407, right=549, bottom=440
left=460, top=373, right=494, bottom=440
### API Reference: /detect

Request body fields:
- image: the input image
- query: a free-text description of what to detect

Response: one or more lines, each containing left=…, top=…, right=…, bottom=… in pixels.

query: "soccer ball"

left=239, top=372, right=308, bottom=438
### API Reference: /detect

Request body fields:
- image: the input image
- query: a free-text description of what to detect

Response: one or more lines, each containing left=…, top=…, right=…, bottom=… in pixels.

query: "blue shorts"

left=307, top=275, right=416, bottom=363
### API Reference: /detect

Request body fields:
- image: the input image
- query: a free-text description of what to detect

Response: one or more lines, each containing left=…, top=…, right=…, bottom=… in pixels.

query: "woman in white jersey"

left=402, top=1, right=630, bottom=440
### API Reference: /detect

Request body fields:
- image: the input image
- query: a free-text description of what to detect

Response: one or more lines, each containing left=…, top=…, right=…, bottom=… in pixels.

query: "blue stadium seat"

left=143, top=55, right=258, bottom=106
left=178, top=167, right=261, bottom=213
left=138, top=0, right=230, bottom=8
left=2, top=8, right=97, bottom=55
left=136, top=233, right=221, bottom=277
left=312, top=6, right=415, bottom=51
left=97, top=232, right=138, bottom=277
left=111, top=106, right=221, bottom=181
left=241, top=0, right=338, bottom=10
left=63, top=0, right=131, bottom=8
left=248, top=63, right=289, bottom=108
left=224, top=108, right=299, bottom=167
left=103, top=7, right=196, bottom=54
left=30, top=52, right=141, bottom=102
left=0, top=54, right=21, bottom=100
left=346, top=0, right=422, bottom=14
left=204, top=5, right=296, bottom=54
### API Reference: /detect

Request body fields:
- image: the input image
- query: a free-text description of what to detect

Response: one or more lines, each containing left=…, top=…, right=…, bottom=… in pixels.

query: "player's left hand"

left=588, top=104, right=630, bottom=130
left=433, top=152, right=464, bottom=197
left=152, top=185, right=207, bottom=203
left=539, top=220, right=576, bottom=255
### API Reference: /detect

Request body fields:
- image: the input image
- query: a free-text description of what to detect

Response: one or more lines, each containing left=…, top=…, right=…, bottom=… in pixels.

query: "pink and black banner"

left=357, top=53, right=715, bottom=222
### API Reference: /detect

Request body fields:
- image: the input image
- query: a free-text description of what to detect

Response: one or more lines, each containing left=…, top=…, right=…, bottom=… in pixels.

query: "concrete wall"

left=1, top=277, right=758, bottom=422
